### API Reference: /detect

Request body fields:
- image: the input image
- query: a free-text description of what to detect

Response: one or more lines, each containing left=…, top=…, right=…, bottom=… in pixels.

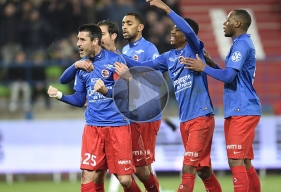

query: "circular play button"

left=113, top=66, right=169, bottom=122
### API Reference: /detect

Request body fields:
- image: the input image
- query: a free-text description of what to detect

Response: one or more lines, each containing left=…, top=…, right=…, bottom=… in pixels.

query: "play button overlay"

left=113, top=66, right=169, bottom=122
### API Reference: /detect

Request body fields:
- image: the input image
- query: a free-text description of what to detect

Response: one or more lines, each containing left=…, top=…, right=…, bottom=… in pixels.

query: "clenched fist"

left=94, top=79, right=108, bottom=95
left=47, top=85, right=62, bottom=99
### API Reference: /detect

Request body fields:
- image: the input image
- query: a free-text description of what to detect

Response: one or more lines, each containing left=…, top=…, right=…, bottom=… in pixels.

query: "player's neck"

left=92, top=46, right=102, bottom=57
left=128, top=35, right=142, bottom=44
left=175, top=42, right=188, bottom=50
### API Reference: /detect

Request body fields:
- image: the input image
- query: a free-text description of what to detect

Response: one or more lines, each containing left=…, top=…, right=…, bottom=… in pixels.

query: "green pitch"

left=0, top=175, right=280, bottom=192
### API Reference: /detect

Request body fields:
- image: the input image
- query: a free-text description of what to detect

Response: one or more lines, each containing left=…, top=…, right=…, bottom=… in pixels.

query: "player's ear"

left=93, top=38, right=99, bottom=46
left=111, top=33, right=117, bottom=41
left=138, top=24, right=144, bottom=32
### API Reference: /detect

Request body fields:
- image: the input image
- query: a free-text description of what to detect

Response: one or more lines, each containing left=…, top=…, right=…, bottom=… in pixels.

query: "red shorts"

left=139, top=120, right=161, bottom=164
left=224, top=116, right=260, bottom=159
left=180, top=115, right=215, bottom=168
left=80, top=125, right=135, bottom=175
left=130, top=123, right=147, bottom=167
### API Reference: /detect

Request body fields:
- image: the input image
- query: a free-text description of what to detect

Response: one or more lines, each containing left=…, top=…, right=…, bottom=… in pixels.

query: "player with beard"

left=59, top=20, right=159, bottom=192
left=115, top=0, right=222, bottom=191
left=120, top=12, right=163, bottom=192
left=49, top=23, right=142, bottom=192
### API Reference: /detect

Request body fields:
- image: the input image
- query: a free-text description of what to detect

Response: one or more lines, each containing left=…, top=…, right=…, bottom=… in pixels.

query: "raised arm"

left=148, top=0, right=202, bottom=52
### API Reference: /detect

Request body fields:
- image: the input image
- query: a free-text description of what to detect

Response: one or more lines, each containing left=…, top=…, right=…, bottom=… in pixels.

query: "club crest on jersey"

left=133, top=55, right=139, bottom=61
left=153, top=53, right=159, bottom=59
left=101, top=69, right=110, bottom=79
left=231, top=51, right=242, bottom=62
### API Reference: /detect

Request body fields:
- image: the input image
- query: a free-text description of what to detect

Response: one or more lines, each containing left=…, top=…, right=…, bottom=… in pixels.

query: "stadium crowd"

left=0, top=0, right=179, bottom=115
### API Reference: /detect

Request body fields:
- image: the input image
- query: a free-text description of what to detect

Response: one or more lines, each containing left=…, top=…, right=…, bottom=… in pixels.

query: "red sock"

left=202, top=174, right=222, bottom=192
left=231, top=166, right=249, bottom=192
left=143, top=172, right=160, bottom=192
left=247, top=166, right=260, bottom=192
left=124, top=176, right=142, bottom=192
left=177, top=173, right=195, bottom=192
left=81, top=182, right=95, bottom=192
left=95, top=182, right=104, bottom=192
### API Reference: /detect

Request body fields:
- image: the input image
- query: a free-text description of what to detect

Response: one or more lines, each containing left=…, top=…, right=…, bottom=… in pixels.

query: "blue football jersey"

left=224, top=34, right=261, bottom=118
left=123, top=11, right=214, bottom=122
left=122, top=37, right=163, bottom=122
left=74, top=49, right=130, bottom=126
left=152, top=45, right=214, bottom=122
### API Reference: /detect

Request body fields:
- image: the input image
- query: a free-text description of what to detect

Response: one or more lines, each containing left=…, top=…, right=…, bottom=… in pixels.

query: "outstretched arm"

left=140, top=71, right=164, bottom=87
left=47, top=85, right=87, bottom=107
left=183, top=54, right=238, bottom=83
left=121, top=54, right=158, bottom=72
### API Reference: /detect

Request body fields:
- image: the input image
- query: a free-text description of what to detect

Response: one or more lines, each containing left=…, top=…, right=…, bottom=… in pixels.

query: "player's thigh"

left=224, top=116, right=260, bottom=159
left=131, top=123, right=147, bottom=166
left=181, top=116, right=215, bottom=166
left=80, top=125, right=107, bottom=171
left=106, top=125, right=136, bottom=175
left=139, top=120, right=161, bottom=163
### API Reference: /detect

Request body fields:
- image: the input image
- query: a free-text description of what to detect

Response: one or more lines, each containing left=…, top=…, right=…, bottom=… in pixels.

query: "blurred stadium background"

left=0, top=0, right=281, bottom=191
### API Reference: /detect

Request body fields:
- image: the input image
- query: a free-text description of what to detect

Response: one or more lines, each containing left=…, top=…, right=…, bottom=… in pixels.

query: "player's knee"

left=117, top=175, right=131, bottom=188
left=94, top=170, right=107, bottom=184
left=182, top=165, right=196, bottom=174
left=81, top=169, right=95, bottom=184
left=135, top=166, right=150, bottom=182
left=228, top=159, right=244, bottom=168
left=197, top=167, right=213, bottom=180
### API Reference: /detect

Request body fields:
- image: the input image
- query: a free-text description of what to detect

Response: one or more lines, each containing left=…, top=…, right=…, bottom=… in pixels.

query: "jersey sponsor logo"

left=184, top=151, right=199, bottom=157
left=135, top=49, right=144, bottom=54
left=104, top=64, right=115, bottom=69
left=226, top=144, right=242, bottom=149
left=190, top=159, right=198, bottom=162
left=134, top=41, right=139, bottom=46
left=173, top=68, right=181, bottom=76
left=234, top=151, right=241, bottom=154
left=231, top=51, right=242, bottom=62
left=174, top=75, right=192, bottom=94
left=101, top=69, right=110, bottom=79
left=152, top=53, right=159, bottom=59
left=133, top=150, right=150, bottom=155
left=118, top=160, right=131, bottom=164
left=136, top=158, right=143, bottom=161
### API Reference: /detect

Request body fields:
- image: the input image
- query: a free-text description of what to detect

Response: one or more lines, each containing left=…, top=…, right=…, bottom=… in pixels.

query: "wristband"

left=50, top=91, right=63, bottom=99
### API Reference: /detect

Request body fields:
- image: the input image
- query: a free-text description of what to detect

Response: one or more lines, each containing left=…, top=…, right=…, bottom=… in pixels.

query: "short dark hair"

left=78, top=23, right=102, bottom=45
left=184, top=18, right=199, bottom=35
left=125, top=12, right=145, bottom=25
left=97, top=20, right=119, bottom=44
left=233, top=9, right=252, bottom=30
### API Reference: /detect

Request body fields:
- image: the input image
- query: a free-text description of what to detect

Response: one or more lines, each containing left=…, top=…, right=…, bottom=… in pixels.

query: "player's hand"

left=94, top=79, right=108, bottom=95
left=47, top=85, right=62, bottom=99
left=74, top=60, right=94, bottom=72
left=203, top=49, right=218, bottom=68
left=114, top=62, right=133, bottom=81
left=146, top=0, right=170, bottom=13
left=181, top=54, right=206, bottom=72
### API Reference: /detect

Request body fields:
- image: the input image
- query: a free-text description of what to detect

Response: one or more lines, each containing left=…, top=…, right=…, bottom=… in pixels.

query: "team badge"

left=153, top=53, right=159, bottom=59
left=231, top=51, right=242, bottom=62
left=101, top=69, right=110, bottom=78
left=133, top=55, right=139, bottom=61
